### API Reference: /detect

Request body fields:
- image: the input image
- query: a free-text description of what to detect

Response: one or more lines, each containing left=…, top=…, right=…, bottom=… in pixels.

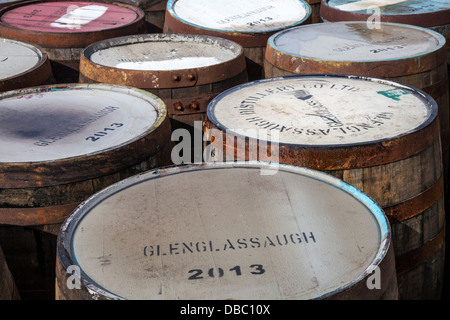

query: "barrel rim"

left=320, top=0, right=450, bottom=27
left=82, top=32, right=244, bottom=70
left=79, top=32, right=247, bottom=87
left=0, top=37, right=49, bottom=81
left=266, top=21, right=447, bottom=64
left=166, top=0, right=312, bottom=35
left=56, top=161, right=392, bottom=300
left=0, top=82, right=168, bottom=165
left=206, top=73, right=439, bottom=148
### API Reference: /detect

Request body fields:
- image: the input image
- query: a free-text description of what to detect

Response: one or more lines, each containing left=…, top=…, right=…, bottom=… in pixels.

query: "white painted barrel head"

left=325, top=0, right=450, bottom=15
left=58, top=162, right=391, bottom=300
left=167, top=0, right=311, bottom=33
left=0, top=84, right=166, bottom=163
left=86, top=34, right=243, bottom=71
left=268, top=21, right=446, bottom=62
left=207, top=75, right=437, bottom=146
left=0, top=37, right=44, bottom=80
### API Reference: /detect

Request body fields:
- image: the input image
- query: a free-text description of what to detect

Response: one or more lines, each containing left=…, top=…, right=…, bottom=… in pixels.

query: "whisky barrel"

left=79, top=33, right=247, bottom=162
left=0, top=37, right=53, bottom=92
left=0, top=83, right=171, bottom=300
left=55, top=162, right=398, bottom=300
left=0, top=83, right=171, bottom=233
left=204, top=74, right=445, bottom=300
left=264, top=21, right=449, bottom=187
left=0, top=245, right=20, bottom=300
left=163, top=0, right=311, bottom=80
left=319, top=0, right=450, bottom=99
left=0, top=0, right=146, bottom=83
left=80, top=33, right=247, bottom=129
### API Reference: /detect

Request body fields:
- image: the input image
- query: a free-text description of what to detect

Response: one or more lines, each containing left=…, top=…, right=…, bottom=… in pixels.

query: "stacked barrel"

left=0, top=0, right=448, bottom=301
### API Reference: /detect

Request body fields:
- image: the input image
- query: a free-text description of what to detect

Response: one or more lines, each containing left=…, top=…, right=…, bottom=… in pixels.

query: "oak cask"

left=264, top=21, right=449, bottom=185
left=205, top=74, right=445, bottom=300
left=56, top=163, right=398, bottom=300
left=79, top=33, right=247, bottom=132
left=0, top=83, right=171, bottom=232
left=319, top=1, right=450, bottom=103
left=0, top=83, right=171, bottom=299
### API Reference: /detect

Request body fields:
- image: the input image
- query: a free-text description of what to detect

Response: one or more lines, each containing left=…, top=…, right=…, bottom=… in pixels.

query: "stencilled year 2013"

left=86, top=123, right=123, bottom=142
left=187, top=264, right=265, bottom=280
left=247, top=17, right=273, bottom=26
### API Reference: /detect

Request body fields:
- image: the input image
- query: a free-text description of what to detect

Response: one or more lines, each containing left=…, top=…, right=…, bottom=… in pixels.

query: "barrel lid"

left=268, top=21, right=446, bottom=63
left=0, top=83, right=166, bottom=163
left=0, top=1, right=140, bottom=33
left=58, top=162, right=391, bottom=300
left=167, top=0, right=311, bottom=34
left=86, top=33, right=243, bottom=71
left=321, top=0, right=450, bottom=27
left=0, top=37, right=44, bottom=80
left=207, top=74, right=437, bottom=147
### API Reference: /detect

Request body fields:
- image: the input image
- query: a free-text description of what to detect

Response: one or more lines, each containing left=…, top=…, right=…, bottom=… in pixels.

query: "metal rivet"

left=189, top=101, right=200, bottom=110
left=172, top=75, right=181, bottom=81
left=174, top=102, right=183, bottom=111
left=187, top=74, right=195, bottom=81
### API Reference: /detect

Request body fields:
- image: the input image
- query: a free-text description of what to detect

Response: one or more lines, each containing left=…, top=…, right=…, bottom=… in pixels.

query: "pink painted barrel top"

left=1, top=1, right=139, bottom=33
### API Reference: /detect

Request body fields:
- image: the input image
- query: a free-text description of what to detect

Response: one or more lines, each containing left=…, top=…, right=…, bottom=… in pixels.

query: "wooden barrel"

left=319, top=0, right=450, bottom=99
left=0, top=83, right=171, bottom=233
left=0, top=37, right=53, bottom=92
left=204, top=74, right=445, bottom=300
left=0, top=0, right=146, bottom=83
left=79, top=33, right=248, bottom=162
left=163, top=0, right=311, bottom=81
left=264, top=21, right=449, bottom=191
left=55, top=162, right=398, bottom=300
left=0, top=83, right=171, bottom=299
left=0, top=245, right=20, bottom=300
